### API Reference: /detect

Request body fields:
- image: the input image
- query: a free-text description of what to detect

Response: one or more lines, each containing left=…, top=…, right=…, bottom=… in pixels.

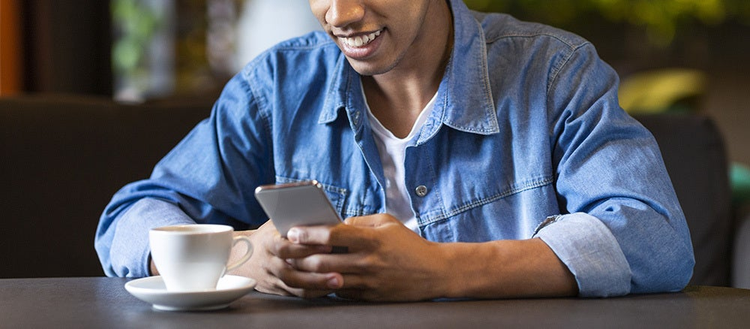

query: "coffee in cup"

left=149, top=224, right=253, bottom=292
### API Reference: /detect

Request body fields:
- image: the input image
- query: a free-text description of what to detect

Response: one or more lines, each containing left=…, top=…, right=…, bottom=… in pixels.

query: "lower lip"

left=340, top=31, right=383, bottom=60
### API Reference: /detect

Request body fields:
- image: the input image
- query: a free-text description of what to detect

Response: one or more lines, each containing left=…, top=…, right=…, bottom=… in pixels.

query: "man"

left=96, top=0, right=694, bottom=301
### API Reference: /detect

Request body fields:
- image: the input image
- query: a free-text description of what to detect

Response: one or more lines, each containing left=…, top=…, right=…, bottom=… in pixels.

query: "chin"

left=347, top=60, right=397, bottom=77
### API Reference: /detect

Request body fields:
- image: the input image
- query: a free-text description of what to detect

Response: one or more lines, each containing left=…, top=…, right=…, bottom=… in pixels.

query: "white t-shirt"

left=364, top=89, right=438, bottom=232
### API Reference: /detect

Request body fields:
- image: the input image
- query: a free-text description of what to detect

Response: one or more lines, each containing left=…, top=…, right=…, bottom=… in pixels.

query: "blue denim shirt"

left=96, top=0, right=694, bottom=297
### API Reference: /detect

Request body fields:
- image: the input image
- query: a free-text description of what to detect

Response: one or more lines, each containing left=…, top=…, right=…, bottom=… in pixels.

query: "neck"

left=363, top=0, right=453, bottom=138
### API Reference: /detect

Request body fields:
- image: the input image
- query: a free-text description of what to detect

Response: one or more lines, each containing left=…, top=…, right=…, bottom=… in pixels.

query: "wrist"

left=432, top=242, right=468, bottom=299
left=436, top=239, right=578, bottom=299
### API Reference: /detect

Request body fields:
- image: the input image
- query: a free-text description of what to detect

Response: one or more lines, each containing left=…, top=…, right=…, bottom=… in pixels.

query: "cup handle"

left=226, top=236, right=254, bottom=272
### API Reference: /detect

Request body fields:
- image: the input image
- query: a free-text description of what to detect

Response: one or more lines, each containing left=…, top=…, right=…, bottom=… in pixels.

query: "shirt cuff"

left=533, top=212, right=632, bottom=297
left=110, top=198, right=195, bottom=277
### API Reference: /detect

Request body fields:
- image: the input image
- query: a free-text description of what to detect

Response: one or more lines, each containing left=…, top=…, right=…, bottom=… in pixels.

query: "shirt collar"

left=318, top=0, right=498, bottom=136
left=317, top=54, right=354, bottom=125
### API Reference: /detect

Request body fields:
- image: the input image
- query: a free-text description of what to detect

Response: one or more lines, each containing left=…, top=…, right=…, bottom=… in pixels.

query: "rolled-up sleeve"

left=543, top=42, right=695, bottom=297
left=534, top=213, right=631, bottom=297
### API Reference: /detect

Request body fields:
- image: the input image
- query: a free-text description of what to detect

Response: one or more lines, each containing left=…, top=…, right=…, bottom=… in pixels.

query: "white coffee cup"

left=149, top=224, right=253, bottom=292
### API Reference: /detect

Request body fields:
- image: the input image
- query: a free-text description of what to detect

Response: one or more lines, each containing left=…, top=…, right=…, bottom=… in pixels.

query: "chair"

left=0, top=94, right=212, bottom=278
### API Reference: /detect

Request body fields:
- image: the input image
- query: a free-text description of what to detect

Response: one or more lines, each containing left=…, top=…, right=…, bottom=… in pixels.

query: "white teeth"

left=341, top=30, right=381, bottom=48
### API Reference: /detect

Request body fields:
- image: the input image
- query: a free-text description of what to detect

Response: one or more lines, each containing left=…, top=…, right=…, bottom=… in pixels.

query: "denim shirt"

left=96, top=0, right=694, bottom=297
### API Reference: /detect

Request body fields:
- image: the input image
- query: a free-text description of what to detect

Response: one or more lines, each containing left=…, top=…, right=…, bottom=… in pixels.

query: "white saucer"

left=125, top=275, right=256, bottom=311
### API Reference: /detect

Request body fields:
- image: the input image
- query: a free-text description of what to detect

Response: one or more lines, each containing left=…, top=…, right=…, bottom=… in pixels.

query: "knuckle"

left=261, top=234, right=280, bottom=252
left=275, top=268, right=298, bottom=286
left=357, top=254, right=384, bottom=272
left=316, top=228, right=333, bottom=244
left=303, top=255, right=326, bottom=272
left=270, top=239, right=294, bottom=257
left=359, top=277, right=377, bottom=291
left=266, top=256, right=291, bottom=277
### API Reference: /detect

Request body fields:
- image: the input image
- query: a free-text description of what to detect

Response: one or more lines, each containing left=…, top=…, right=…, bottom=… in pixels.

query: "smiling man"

left=96, top=0, right=695, bottom=301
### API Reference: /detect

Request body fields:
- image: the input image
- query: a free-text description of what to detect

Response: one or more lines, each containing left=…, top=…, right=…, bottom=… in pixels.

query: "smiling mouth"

left=339, top=30, right=382, bottom=48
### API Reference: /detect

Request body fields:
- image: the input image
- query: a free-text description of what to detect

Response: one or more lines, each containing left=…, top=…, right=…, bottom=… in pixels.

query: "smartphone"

left=254, top=180, right=343, bottom=237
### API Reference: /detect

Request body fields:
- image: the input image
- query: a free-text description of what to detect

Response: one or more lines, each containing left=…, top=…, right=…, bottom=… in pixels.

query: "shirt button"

left=352, top=111, right=360, bottom=124
left=415, top=185, right=428, bottom=197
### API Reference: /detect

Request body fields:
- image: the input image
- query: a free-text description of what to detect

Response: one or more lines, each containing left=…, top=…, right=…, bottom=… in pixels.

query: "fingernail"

left=327, top=276, right=341, bottom=289
left=287, top=228, right=300, bottom=243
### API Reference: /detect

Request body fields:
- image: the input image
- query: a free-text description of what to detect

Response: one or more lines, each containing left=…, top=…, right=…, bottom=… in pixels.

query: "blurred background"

left=1, top=0, right=749, bottom=196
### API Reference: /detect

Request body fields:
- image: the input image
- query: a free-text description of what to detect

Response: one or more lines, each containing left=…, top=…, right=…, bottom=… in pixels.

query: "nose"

left=325, top=0, right=365, bottom=28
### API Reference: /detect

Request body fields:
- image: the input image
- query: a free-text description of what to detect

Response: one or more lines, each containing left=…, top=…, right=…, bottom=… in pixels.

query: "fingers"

left=254, top=270, right=335, bottom=299
left=331, top=277, right=388, bottom=301
left=272, top=236, right=333, bottom=258
left=287, top=214, right=403, bottom=248
left=266, top=256, right=344, bottom=290
left=288, top=252, right=369, bottom=274
left=259, top=214, right=413, bottom=300
left=263, top=226, right=333, bottom=258
left=254, top=219, right=334, bottom=259
left=287, top=223, right=379, bottom=250
left=247, top=220, right=342, bottom=298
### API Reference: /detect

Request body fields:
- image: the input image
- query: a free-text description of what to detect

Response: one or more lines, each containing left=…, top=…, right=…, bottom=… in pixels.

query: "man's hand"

left=286, top=214, right=451, bottom=301
left=229, top=220, right=343, bottom=298
left=284, top=214, right=578, bottom=302
left=240, top=215, right=577, bottom=302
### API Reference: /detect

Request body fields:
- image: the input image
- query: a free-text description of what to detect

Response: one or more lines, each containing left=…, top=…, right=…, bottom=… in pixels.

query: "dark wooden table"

left=2, top=277, right=749, bottom=328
